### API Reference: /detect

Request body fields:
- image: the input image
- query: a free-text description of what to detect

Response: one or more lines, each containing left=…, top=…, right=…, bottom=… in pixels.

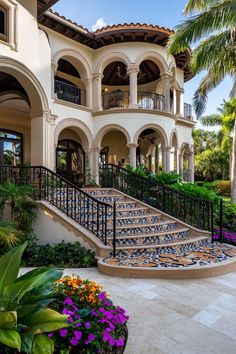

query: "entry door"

left=0, top=130, right=23, bottom=166
left=56, top=139, right=85, bottom=186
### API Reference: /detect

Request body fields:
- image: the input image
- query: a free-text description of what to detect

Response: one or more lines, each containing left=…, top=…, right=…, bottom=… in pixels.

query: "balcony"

left=54, top=80, right=86, bottom=106
left=102, top=91, right=165, bottom=111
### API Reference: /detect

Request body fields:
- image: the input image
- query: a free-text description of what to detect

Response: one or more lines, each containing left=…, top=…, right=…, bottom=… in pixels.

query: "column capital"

left=161, top=72, right=172, bottom=81
left=163, top=145, right=172, bottom=151
left=83, top=77, right=93, bottom=84
left=92, top=73, right=103, bottom=80
left=127, top=64, right=139, bottom=75
left=51, top=61, right=58, bottom=73
left=127, top=143, right=138, bottom=149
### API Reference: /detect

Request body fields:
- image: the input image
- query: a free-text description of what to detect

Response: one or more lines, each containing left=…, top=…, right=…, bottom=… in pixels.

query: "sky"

left=52, top=0, right=232, bottom=126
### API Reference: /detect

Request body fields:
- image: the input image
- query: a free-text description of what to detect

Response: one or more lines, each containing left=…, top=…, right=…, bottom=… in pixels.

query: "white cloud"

left=91, top=18, right=107, bottom=32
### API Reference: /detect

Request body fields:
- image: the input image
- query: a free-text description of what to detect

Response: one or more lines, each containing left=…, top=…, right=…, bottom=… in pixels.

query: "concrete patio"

left=62, top=268, right=236, bottom=354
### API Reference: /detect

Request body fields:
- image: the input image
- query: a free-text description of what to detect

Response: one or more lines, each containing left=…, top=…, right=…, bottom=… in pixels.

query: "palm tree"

left=201, top=99, right=236, bottom=196
left=168, top=0, right=236, bottom=202
left=169, top=0, right=236, bottom=114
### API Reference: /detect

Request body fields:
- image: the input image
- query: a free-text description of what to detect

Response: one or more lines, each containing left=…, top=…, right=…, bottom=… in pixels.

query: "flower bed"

left=50, top=275, right=129, bottom=354
left=213, top=229, right=236, bottom=246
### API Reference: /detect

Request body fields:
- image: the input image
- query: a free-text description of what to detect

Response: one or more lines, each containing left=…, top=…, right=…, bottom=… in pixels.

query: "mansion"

left=0, top=0, right=195, bottom=186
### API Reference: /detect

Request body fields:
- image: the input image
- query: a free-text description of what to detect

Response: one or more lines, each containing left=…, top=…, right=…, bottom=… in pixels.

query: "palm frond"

left=190, top=30, right=232, bottom=72
left=193, top=69, right=225, bottom=118
left=0, top=221, right=22, bottom=247
left=184, top=0, right=218, bottom=15
left=230, top=78, right=236, bottom=98
left=169, top=0, right=236, bottom=54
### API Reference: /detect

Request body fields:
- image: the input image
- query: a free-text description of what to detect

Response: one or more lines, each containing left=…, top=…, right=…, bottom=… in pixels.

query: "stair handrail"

left=100, top=163, right=215, bottom=239
left=1, top=164, right=115, bottom=246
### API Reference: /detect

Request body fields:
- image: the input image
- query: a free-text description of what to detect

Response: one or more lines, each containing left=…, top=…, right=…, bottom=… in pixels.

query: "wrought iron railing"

left=102, top=91, right=129, bottom=110
left=1, top=165, right=115, bottom=246
left=55, top=80, right=86, bottom=106
left=184, top=103, right=193, bottom=119
left=138, top=92, right=165, bottom=111
left=100, top=164, right=215, bottom=238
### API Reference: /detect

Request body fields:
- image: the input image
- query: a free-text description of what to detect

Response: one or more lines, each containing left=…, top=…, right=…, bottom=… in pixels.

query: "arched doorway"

left=100, top=130, right=129, bottom=167
left=56, top=128, right=85, bottom=187
left=136, top=128, right=166, bottom=174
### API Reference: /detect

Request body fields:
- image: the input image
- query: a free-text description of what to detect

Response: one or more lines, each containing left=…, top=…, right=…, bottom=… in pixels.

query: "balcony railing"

left=184, top=103, right=193, bottom=119
left=138, top=92, right=165, bottom=111
left=102, top=91, right=129, bottom=110
left=54, top=80, right=86, bottom=106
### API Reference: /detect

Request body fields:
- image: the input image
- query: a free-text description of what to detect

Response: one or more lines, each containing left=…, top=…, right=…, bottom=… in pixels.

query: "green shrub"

left=172, top=182, right=219, bottom=202
left=154, top=171, right=181, bottom=185
left=21, top=238, right=97, bottom=268
left=215, top=202, right=236, bottom=232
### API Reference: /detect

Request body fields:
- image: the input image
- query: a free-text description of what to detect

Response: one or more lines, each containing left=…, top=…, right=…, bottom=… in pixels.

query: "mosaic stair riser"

left=95, top=195, right=126, bottom=202
left=108, top=215, right=161, bottom=226
left=107, top=230, right=190, bottom=247
left=83, top=190, right=114, bottom=196
left=113, top=239, right=211, bottom=257
left=107, top=222, right=177, bottom=236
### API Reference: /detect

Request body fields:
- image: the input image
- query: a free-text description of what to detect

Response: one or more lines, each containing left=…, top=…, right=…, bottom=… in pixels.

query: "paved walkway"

left=64, top=268, right=236, bottom=354
left=21, top=268, right=236, bottom=354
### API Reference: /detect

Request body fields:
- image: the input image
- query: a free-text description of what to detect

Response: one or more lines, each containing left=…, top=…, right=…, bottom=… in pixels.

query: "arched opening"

left=137, top=128, right=166, bottom=173
left=0, top=72, right=31, bottom=165
left=56, top=128, right=86, bottom=186
left=54, top=58, right=86, bottom=106
left=100, top=129, right=129, bottom=167
left=137, top=60, right=164, bottom=111
left=102, top=61, right=130, bottom=110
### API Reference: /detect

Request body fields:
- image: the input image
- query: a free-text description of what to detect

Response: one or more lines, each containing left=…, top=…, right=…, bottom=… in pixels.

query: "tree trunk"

left=231, top=118, right=236, bottom=203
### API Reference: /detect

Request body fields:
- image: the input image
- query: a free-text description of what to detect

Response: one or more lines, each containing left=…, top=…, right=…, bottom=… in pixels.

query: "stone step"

left=95, top=194, right=126, bottom=202
left=115, top=201, right=138, bottom=209
left=83, top=189, right=114, bottom=196
left=115, top=236, right=210, bottom=256
left=107, top=228, right=190, bottom=247
left=107, top=220, right=177, bottom=236
left=108, top=213, right=162, bottom=226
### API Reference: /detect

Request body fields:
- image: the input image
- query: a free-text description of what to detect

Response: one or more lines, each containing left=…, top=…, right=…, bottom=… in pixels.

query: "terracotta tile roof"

left=93, top=23, right=174, bottom=35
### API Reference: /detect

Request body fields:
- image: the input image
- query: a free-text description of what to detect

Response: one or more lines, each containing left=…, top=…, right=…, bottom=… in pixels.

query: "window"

left=0, top=129, right=23, bottom=166
left=0, top=0, right=17, bottom=50
left=0, top=6, right=7, bottom=41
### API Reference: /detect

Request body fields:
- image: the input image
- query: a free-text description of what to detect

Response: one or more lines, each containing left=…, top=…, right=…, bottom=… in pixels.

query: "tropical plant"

left=50, top=275, right=129, bottom=354
left=168, top=0, right=236, bottom=201
left=172, top=182, right=219, bottom=202
left=0, top=243, right=68, bottom=354
left=0, top=182, right=37, bottom=231
left=201, top=98, right=236, bottom=199
left=0, top=220, right=22, bottom=248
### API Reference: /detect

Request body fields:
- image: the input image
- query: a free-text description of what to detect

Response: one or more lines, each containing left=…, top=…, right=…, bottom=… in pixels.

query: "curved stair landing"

left=84, top=188, right=236, bottom=279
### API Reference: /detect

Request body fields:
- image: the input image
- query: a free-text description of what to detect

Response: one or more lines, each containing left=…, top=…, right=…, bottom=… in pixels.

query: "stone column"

left=175, top=148, right=180, bottom=174
left=164, top=146, right=171, bottom=173
left=127, top=65, right=139, bottom=108
left=161, top=73, right=172, bottom=113
left=188, top=152, right=195, bottom=182
left=179, top=154, right=184, bottom=179
left=91, top=147, right=100, bottom=184
left=155, top=144, right=159, bottom=174
left=176, top=89, right=184, bottom=117
left=84, top=147, right=93, bottom=183
left=84, top=78, right=93, bottom=108
left=127, top=143, right=138, bottom=168
left=93, top=74, right=103, bottom=111
left=31, top=113, right=46, bottom=166
left=51, top=62, right=58, bottom=99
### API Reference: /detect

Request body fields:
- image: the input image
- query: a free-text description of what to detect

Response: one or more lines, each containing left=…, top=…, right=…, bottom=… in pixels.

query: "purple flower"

left=59, top=329, right=68, bottom=337
left=74, top=330, right=83, bottom=340
left=85, top=321, right=91, bottom=328
left=70, top=337, right=79, bottom=346
left=116, top=337, right=124, bottom=347
left=48, top=332, right=53, bottom=338
left=68, top=316, right=74, bottom=323
left=92, top=309, right=98, bottom=317
left=63, top=297, right=74, bottom=306
left=109, top=336, right=115, bottom=347
left=98, top=291, right=106, bottom=301
left=84, top=333, right=96, bottom=344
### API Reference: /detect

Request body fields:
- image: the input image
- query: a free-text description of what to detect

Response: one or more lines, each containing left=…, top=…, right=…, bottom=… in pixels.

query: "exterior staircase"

left=83, top=188, right=236, bottom=279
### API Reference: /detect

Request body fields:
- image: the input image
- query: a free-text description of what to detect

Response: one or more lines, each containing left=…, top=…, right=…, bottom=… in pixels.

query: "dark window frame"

left=0, top=5, right=8, bottom=42
left=0, top=129, right=23, bottom=166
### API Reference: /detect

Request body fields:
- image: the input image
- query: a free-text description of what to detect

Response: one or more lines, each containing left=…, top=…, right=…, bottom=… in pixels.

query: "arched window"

left=0, top=6, right=8, bottom=41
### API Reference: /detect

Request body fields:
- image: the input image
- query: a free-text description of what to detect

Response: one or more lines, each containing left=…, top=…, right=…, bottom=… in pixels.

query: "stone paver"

left=21, top=268, right=236, bottom=354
